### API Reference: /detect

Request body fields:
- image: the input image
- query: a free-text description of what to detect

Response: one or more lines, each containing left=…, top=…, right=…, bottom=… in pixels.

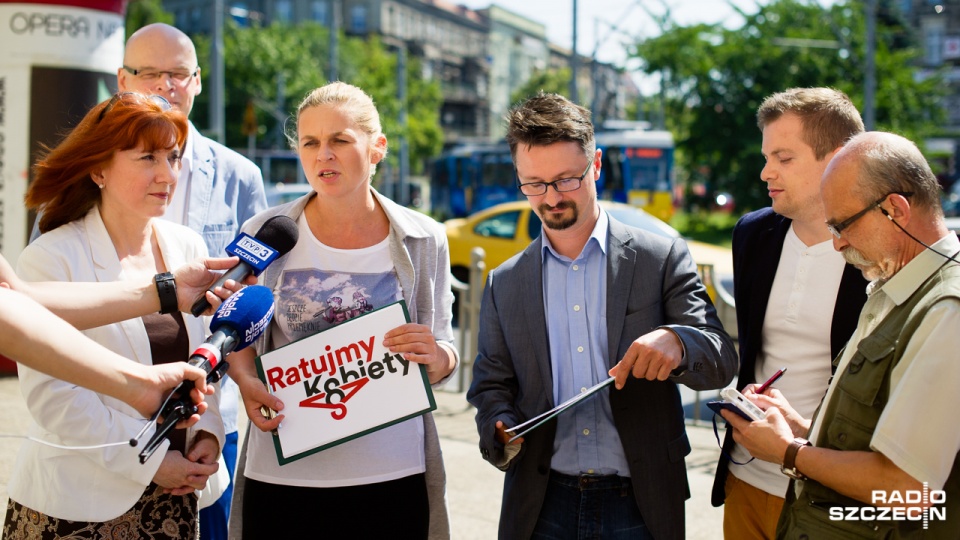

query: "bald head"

left=821, top=132, right=948, bottom=282
left=119, top=23, right=201, bottom=116
left=826, top=132, right=941, bottom=215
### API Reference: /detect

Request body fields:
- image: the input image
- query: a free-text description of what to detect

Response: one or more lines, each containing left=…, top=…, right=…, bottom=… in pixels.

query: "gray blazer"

left=468, top=215, right=738, bottom=540
left=186, top=124, right=267, bottom=258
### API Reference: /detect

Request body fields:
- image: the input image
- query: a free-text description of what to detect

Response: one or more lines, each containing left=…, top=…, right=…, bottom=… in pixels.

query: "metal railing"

left=688, top=263, right=738, bottom=425
left=450, top=247, right=485, bottom=393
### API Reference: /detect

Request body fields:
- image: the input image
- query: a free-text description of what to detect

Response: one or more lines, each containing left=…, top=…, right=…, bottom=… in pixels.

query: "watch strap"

left=781, top=437, right=811, bottom=480
left=154, top=272, right=177, bottom=315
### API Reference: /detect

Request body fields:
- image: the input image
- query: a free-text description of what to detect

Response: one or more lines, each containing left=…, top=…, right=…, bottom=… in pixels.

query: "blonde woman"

left=229, top=82, right=457, bottom=539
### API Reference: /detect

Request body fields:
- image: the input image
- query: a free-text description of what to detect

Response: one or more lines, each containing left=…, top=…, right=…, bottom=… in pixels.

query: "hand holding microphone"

left=136, top=285, right=276, bottom=463
left=190, top=216, right=298, bottom=316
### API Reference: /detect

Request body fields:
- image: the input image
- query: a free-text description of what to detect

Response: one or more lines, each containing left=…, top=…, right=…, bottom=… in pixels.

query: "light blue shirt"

left=542, top=210, right=630, bottom=476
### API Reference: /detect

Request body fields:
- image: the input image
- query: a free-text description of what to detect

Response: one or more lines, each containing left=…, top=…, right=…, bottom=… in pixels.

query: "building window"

left=350, top=5, right=368, bottom=33
left=275, top=0, right=292, bottom=24
left=925, top=24, right=945, bottom=65
left=311, top=1, right=328, bottom=25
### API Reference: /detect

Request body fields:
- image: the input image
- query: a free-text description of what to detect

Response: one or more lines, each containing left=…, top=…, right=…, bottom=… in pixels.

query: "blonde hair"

left=286, top=82, right=387, bottom=178
left=757, top=87, right=864, bottom=160
left=287, top=82, right=382, bottom=144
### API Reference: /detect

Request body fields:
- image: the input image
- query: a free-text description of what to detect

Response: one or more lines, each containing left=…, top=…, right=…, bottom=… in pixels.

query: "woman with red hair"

left=3, top=93, right=224, bottom=539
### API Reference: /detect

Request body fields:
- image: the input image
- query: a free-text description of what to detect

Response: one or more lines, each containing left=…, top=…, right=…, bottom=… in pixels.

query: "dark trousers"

left=532, top=471, right=653, bottom=540
left=242, top=473, right=429, bottom=539
left=199, top=430, right=238, bottom=540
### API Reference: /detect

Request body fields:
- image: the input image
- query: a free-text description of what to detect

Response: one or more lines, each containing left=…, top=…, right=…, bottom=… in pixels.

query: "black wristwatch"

left=154, top=272, right=177, bottom=315
left=781, top=437, right=811, bottom=481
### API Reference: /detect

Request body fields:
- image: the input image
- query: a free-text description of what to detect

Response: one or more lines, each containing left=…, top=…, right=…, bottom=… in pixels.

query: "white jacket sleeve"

left=16, top=241, right=167, bottom=485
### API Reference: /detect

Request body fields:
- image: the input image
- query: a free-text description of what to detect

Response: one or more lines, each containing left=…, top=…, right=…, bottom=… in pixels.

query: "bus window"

left=600, top=148, right=624, bottom=194
left=455, top=158, right=469, bottom=189
left=480, top=153, right=514, bottom=188
left=629, top=158, right=668, bottom=191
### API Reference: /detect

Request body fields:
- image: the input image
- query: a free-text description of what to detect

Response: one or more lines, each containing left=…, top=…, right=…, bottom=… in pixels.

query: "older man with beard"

left=724, top=131, right=960, bottom=539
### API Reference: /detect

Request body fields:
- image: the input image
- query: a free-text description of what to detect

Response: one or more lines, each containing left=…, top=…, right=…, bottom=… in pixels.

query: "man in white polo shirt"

left=711, top=88, right=867, bottom=539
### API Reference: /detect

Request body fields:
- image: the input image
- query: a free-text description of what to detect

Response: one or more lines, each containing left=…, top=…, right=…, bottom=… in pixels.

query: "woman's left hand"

left=186, top=431, right=220, bottom=466
left=159, top=432, right=220, bottom=496
left=383, top=323, right=455, bottom=384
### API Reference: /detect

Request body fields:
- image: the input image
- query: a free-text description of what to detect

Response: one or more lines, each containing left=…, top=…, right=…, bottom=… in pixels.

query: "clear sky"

left=456, top=0, right=772, bottom=68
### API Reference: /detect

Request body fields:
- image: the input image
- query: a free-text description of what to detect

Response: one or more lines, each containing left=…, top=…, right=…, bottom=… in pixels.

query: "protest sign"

left=256, top=300, right=435, bottom=464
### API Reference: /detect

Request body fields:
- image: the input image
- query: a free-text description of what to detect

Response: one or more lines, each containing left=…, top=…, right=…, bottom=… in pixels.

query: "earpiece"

left=882, top=204, right=960, bottom=265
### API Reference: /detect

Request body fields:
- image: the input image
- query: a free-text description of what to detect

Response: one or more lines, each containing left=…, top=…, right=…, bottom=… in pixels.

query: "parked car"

left=942, top=180, right=960, bottom=234
left=445, top=200, right=733, bottom=300
left=266, top=183, right=314, bottom=207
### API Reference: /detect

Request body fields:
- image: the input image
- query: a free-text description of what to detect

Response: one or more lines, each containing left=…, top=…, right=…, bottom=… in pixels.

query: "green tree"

left=192, top=22, right=442, bottom=176
left=124, top=0, right=173, bottom=39
left=632, top=0, right=944, bottom=212
left=510, top=67, right=573, bottom=106
left=340, top=36, right=444, bottom=176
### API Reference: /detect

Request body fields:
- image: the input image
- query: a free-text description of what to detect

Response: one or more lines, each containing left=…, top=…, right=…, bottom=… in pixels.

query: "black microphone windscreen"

left=253, top=216, right=299, bottom=256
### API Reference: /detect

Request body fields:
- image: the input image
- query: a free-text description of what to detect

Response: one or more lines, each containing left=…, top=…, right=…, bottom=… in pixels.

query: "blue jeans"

left=532, top=471, right=652, bottom=540
left=199, top=430, right=238, bottom=540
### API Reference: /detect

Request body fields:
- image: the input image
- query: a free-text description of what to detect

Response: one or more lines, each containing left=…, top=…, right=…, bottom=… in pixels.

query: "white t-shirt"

left=244, top=213, right=426, bottom=487
left=730, top=226, right=846, bottom=496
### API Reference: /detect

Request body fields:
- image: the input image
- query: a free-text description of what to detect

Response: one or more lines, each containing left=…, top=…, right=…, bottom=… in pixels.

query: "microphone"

left=190, top=216, right=298, bottom=316
left=136, top=285, right=276, bottom=463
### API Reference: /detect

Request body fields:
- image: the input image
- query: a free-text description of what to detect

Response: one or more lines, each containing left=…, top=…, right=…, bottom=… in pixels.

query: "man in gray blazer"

left=118, top=23, right=267, bottom=540
left=467, top=93, right=737, bottom=540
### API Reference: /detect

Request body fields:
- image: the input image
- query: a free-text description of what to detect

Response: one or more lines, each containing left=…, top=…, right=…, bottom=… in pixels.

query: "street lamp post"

left=211, top=0, right=225, bottom=143
left=570, top=0, right=579, bottom=103
left=864, top=0, right=877, bottom=130
left=329, top=0, right=340, bottom=81
left=398, top=45, right=409, bottom=206
left=590, top=2, right=643, bottom=127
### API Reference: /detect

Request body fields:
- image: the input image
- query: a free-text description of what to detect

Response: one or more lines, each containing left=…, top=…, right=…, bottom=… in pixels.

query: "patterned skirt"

left=2, top=484, right=197, bottom=540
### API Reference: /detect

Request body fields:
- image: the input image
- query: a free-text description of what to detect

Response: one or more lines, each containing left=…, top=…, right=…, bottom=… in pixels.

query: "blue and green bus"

left=430, top=125, right=675, bottom=222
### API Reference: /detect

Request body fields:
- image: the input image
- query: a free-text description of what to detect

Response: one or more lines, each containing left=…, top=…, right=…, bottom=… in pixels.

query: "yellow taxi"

left=445, top=200, right=732, bottom=301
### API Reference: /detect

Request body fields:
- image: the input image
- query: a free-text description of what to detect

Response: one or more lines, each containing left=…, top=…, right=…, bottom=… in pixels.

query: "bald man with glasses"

left=725, top=131, right=960, bottom=538
left=119, top=23, right=268, bottom=540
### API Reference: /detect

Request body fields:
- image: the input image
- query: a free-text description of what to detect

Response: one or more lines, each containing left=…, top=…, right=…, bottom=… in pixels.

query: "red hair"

left=26, top=93, right=189, bottom=233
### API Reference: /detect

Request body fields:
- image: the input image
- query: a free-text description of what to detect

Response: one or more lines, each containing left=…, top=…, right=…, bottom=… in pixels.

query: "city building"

left=900, top=0, right=960, bottom=182
left=161, top=0, right=628, bottom=145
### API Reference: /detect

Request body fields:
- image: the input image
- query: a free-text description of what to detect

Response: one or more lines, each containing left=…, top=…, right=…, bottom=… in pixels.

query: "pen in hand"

left=755, top=367, right=787, bottom=395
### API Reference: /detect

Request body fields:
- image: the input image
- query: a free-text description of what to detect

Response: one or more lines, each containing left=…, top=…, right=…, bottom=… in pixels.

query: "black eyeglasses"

left=97, top=92, right=173, bottom=123
left=826, top=191, right=914, bottom=239
left=123, top=65, right=199, bottom=84
left=517, top=162, right=592, bottom=196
